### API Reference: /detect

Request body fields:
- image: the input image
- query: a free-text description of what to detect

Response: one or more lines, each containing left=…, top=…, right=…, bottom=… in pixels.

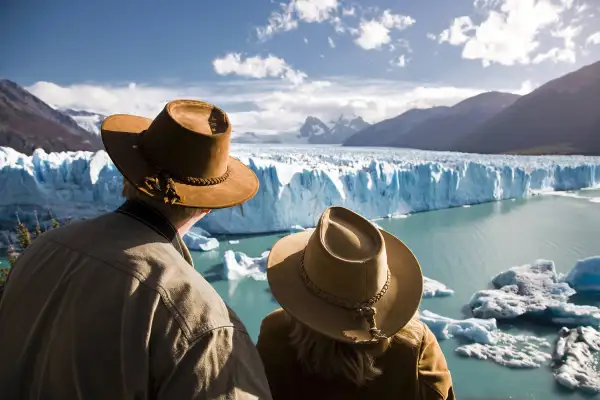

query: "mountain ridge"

left=0, top=79, right=103, bottom=155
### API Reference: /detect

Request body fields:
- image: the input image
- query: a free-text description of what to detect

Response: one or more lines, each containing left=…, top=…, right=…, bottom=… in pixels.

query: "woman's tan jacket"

left=257, top=308, right=456, bottom=400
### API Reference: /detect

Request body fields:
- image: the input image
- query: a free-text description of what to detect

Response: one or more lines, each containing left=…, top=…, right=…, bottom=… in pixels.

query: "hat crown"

left=140, top=100, right=231, bottom=180
left=303, top=207, right=389, bottom=304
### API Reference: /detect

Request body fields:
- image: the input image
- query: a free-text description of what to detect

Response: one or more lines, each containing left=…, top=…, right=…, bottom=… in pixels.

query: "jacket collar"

left=115, top=200, right=194, bottom=267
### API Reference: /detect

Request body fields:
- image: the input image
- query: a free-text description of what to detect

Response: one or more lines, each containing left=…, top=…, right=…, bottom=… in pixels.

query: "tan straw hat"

left=267, top=207, right=423, bottom=344
left=101, top=100, right=259, bottom=208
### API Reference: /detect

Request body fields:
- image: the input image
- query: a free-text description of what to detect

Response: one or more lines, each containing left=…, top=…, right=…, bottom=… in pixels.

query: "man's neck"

left=174, top=216, right=204, bottom=238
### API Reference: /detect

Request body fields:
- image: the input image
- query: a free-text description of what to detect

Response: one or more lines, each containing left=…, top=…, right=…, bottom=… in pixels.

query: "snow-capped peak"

left=60, top=108, right=106, bottom=135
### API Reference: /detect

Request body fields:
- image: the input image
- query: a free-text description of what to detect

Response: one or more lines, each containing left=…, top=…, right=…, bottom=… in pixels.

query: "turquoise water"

left=196, top=189, right=600, bottom=400
left=2, top=190, right=599, bottom=399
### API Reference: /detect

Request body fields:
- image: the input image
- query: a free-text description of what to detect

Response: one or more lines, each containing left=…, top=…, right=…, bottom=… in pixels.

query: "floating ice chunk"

left=456, top=332, right=551, bottom=369
left=223, top=250, right=270, bottom=281
left=470, top=260, right=574, bottom=318
left=462, top=205, right=471, bottom=208
left=228, top=240, right=240, bottom=244
left=419, top=310, right=496, bottom=344
left=553, top=326, right=600, bottom=393
left=289, top=225, right=310, bottom=232
left=422, top=277, right=455, bottom=298
left=182, top=230, right=219, bottom=252
left=470, top=259, right=600, bottom=327
left=564, top=256, right=600, bottom=292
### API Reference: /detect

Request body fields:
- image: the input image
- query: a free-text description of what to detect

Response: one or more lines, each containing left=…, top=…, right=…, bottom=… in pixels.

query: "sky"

left=2, top=0, right=600, bottom=134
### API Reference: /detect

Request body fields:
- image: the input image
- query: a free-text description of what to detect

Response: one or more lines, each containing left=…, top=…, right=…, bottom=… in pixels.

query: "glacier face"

left=1, top=144, right=600, bottom=243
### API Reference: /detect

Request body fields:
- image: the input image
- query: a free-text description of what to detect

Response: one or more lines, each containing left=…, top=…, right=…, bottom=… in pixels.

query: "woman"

left=257, top=206, right=455, bottom=399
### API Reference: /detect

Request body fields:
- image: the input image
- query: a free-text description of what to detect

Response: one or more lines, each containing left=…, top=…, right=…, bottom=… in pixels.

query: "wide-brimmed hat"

left=267, top=207, right=423, bottom=344
left=101, top=100, right=259, bottom=208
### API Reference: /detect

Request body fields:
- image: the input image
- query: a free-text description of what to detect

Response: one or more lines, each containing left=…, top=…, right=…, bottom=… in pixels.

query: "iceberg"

left=563, top=256, right=600, bottom=292
left=182, top=229, right=219, bottom=252
left=455, top=332, right=552, bottom=369
left=419, top=310, right=552, bottom=369
left=423, top=277, right=454, bottom=298
left=419, top=310, right=496, bottom=344
left=222, top=250, right=269, bottom=281
left=552, top=326, right=600, bottom=393
left=2, top=145, right=600, bottom=245
left=469, top=259, right=600, bottom=327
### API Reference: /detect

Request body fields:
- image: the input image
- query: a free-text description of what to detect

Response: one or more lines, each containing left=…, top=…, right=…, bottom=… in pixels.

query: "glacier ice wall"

left=1, top=144, right=600, bottom=241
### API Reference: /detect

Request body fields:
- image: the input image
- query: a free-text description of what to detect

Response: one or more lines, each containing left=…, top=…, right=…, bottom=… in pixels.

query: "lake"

left=196, top=188, right=600, bottom=400
left=1, top=189, right=599, bottom=399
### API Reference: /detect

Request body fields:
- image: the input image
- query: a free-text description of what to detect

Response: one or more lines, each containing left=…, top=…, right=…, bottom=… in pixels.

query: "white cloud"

left=532, top=24, right=582, bottom=64
left=342, top=7, right=355, bottom=16
left=304, top=37, right=308, bottom=43
left=256, top=2, right=298, bottom=41
left=26, top=78, right=528, bottom=136
left=438, top=0, right=582, bottom=66
left=257, top=0, right=339, bottom=40
left=212, top=53, right=307, bottom=85
left=353, top=10, right=416, bottom=50
left=328, top=36, right=336, bottom=48
left=587, top=31, right=600, bottom=45
left=426, top=33, right=437, bottom=41
left=389, top=55, right=409, bottom=68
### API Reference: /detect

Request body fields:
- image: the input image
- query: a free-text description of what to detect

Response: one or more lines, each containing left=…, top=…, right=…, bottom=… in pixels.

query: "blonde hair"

left=285, top=311, right=421, bottom=387
left=122, top=177, right=207, bottom=224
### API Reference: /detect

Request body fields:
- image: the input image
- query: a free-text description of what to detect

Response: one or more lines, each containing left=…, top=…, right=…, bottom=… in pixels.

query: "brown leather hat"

left=101, top=100, right=259, bottom=208
left=267, top=206, right=423, bottom=344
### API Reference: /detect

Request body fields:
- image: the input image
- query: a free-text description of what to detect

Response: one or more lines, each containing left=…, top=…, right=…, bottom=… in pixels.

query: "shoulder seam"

left=39, top=235, right=226, bottom=342
left=173, top=325, right=252, bottom=359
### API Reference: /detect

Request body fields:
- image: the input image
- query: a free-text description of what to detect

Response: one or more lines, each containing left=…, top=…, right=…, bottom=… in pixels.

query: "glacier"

left=2, top=144, right=600, bottom=246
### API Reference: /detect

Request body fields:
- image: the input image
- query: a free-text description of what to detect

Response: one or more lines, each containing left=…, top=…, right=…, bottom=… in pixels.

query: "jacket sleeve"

left=156, top=326, right=273, bottom=400
left=418, top=324, right=456, bottom=399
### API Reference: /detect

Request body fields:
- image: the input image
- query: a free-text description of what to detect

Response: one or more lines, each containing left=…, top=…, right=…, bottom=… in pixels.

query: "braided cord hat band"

left=298, top=250, right=391, bottom=342
left=136, top=130, right=232, bottom=204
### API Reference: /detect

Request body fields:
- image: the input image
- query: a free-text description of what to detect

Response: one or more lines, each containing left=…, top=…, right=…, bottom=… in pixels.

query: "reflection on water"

left=192, top=189, right=600, bottom=400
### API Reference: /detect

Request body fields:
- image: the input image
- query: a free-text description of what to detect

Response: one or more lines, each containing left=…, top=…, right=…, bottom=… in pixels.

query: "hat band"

left=299, top=250, right=390, bottom=343
left=137, top=130, right=231, bottom=204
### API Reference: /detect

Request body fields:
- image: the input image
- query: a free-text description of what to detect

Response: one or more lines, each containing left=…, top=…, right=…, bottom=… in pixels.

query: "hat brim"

left=266, top=229, right=423, bottom=343
left=101, top=114, right=259, bottom=209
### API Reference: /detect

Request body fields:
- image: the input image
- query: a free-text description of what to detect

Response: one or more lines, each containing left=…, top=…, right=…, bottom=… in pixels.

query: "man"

left=0, top=100, right=272, bottom=399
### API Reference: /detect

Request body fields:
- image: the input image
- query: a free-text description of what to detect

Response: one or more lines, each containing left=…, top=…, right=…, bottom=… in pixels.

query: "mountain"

left=389, top=92, right=521, bottom=151
left=343, top=106, right=451, bottom=147
left=0, top=80, right=103, bottom=155
left=231, top=113, right=370, bottom=145
left=61, top=108, right=106, bottom=135
left=452, top=61, right=600, bottom=155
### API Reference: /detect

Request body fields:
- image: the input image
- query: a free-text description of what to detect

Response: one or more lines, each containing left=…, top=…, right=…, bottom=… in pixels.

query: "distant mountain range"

left=0, top=79, right=103, bottom=155
left=61, top=108, right=106, bottom=135
left=2, top=60, right=599, bottom=156
left=231, top=113, right=370, bottom=145
left=451, top=61, right=600, bottom=155
left=345, top=60, right=600, bottom=155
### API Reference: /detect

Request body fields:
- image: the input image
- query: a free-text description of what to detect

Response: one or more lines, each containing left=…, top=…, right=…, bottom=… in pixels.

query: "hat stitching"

left=299, top=250, right=390, bottom=343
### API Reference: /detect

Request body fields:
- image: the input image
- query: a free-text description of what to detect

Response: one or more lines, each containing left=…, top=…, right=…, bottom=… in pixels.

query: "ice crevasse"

left=1, top=145, right=600, bottom=241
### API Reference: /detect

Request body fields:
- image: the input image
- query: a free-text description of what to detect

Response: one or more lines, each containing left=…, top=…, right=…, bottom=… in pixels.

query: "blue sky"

left=2, top=0, right=600, bottom=134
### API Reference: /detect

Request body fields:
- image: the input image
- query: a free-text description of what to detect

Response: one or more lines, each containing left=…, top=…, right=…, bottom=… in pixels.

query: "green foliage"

left=2, top=210, right=62, bottom=288
left=34, top=210, right=42, bottom=237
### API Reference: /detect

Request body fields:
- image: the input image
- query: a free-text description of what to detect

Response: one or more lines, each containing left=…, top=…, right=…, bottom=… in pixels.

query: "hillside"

left=0, top=80, right=103, bottom=155
left=343, top=106, right=450, bottom=147
left=452, top=61, right=600, bottom=155
left=390, top=92, right=521, bottom=151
